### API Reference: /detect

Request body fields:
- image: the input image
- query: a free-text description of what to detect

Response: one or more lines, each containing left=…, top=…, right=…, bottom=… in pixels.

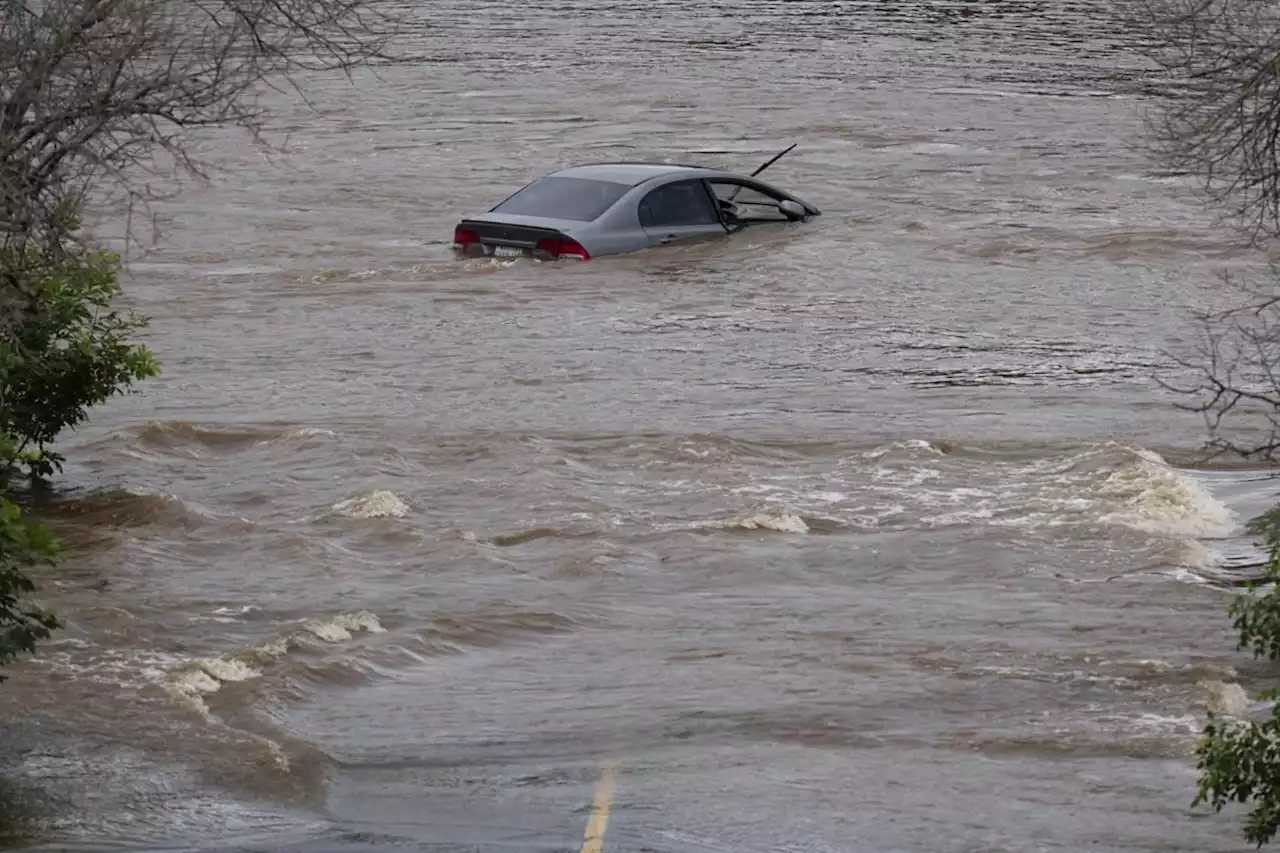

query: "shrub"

left=1195, top=529, right=1280, bottom=847
left=0, top=245, right=158, bottom=679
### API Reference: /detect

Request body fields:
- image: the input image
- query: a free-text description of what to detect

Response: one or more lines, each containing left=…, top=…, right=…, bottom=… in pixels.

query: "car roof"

left=548, top=162, right=718, bottom=186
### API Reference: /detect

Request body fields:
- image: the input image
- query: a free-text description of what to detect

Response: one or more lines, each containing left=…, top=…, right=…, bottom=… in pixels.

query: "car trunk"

left=453, top=214, right=590, bottom=260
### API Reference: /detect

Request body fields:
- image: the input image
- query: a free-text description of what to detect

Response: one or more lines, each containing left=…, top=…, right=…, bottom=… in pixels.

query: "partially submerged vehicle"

left=451, top=145, right=821, bottom=261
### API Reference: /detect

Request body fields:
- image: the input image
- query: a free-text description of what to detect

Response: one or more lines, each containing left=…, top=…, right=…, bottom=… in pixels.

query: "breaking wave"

left=667, top=439, right=1239, bottom=543
left=730, top=509, right=810, bottom=534
left=937, top=661, right=1260, bottom=761
left=446, top=437, right=1243, bottom=562
left=329, top=490, right=409, bottom=519
left=128, top=420, right=340, bottom=452
left=1038, top=444, right=1235, bottom=539
left=912, top=441, right=1234, bottom=541
left=165, top=611, right=385, bottom=715
left=39, top=487, right=252, bottom=532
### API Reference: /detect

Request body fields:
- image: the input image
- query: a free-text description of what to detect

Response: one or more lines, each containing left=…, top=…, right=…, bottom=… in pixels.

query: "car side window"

left=638, top=180, right=719, bottom=228
left=708, top=181, right=790, bottom=222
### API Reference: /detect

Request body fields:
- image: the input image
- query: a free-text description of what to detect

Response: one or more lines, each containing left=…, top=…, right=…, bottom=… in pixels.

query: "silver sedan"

left=451, top=162, right=822, bottom=261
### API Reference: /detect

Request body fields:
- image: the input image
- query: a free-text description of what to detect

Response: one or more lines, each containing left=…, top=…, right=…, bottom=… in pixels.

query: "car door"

left=705, top=179, right=796, bottom=232
left=637, top=179, right=728, bottom=247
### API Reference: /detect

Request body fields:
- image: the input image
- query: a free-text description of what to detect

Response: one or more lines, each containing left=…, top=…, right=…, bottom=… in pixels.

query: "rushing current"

left=4, top=1, right=1277, bottom=851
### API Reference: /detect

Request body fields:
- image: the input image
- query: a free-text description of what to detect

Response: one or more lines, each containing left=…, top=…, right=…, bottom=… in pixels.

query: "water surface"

left=5, top=2, right=1276, bottom=851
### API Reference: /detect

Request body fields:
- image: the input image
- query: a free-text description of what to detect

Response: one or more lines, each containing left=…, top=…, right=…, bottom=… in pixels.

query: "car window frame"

left=704, top=178, right=797, bottom=228
left=637, top=178, right=724, bottom=229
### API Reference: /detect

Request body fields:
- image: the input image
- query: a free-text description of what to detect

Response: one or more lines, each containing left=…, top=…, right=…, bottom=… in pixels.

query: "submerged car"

left=451, top=162, right=821, bottom=261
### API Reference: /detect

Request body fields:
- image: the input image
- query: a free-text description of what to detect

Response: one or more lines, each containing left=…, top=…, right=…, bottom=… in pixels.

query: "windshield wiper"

left=725, top=143, right=798, bottom=205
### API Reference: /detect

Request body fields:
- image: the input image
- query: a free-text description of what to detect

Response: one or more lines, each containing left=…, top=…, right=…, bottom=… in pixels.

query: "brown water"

left=5, top=2, right=1279, bottom=851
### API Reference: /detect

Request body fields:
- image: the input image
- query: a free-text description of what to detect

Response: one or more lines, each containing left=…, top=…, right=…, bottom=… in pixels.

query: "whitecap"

left=1096, top=450, right=1236, bottom=539
left=331, top=490, right=409, bottom=519
left=732, top=509, right=809, bottom=534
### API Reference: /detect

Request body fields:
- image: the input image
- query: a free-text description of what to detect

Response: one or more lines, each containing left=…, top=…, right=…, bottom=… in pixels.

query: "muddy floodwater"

left=6, top=1, right=1280, bottom=851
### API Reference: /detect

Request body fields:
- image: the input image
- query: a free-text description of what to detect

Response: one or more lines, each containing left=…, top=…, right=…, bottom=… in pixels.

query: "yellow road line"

left=580, top=761, right=618, bottom=853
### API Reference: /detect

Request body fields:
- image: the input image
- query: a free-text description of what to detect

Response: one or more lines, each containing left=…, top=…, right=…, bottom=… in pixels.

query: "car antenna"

left=724, top=143, right=798, bottom=206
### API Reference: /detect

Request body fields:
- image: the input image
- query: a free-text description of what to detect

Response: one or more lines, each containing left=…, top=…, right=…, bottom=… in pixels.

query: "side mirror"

left=778, top=199, right=806, bottom=221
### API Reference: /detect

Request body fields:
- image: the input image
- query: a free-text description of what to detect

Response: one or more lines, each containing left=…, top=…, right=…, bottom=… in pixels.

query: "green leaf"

left=0, top=236, right=160, bottom=681
left=1194, top=528, right=1280, bottom=846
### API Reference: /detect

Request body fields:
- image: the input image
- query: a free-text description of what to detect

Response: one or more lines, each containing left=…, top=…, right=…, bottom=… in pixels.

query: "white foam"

left=1096, top=450, right=1236, bottom=538
left=732, top=509, right=809, bottom=534
left=1170, top=540, right=1215, bottom=569
left=30, top=647, right=187, bottom=688
left=165, top=658, right=261, bottom=715
left=1160, top=567, right=1220, bottom=586
left=213, top=605, right=259, bottom=616
left=729, top=483, right=848, bottom=506
left=163, top=610, right=385, bottom=714
left=870, top=465, right=943, bottom=488
left=861, top=439, right=944, bottom=460
left=1126, top=712, right=1202, bottom=736
left=1200, top=680, right=1253, bottom=717
left=990, top=442, right=1238, bottom=539
left=285, top=427, right=338, bottom=440
left=331, top=489, right=409, bottom=519
left=299, top=610, right=386, bottom=642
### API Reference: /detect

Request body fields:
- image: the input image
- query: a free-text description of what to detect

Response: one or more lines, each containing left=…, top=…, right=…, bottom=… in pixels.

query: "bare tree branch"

left=1156, top=268, right=1280, bottom=462
left=1129, top=0, right=1280, bottom=461
left=1131, top=0, right=1280, bottom=245
left=0, top=0, right=420, bottom=333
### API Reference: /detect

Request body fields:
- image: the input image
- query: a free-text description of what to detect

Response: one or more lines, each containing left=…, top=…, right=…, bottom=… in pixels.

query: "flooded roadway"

left=4, top=1, right=1277, bottom=851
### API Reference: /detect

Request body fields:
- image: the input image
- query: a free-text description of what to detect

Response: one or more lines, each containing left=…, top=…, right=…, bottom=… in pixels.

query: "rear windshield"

left=491, top=176, right=630, bottom=222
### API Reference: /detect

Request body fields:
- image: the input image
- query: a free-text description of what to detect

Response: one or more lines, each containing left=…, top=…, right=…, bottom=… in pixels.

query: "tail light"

left=453, top=227, right=480, bottom=250
left=535, top=236, right=590, bottom=261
